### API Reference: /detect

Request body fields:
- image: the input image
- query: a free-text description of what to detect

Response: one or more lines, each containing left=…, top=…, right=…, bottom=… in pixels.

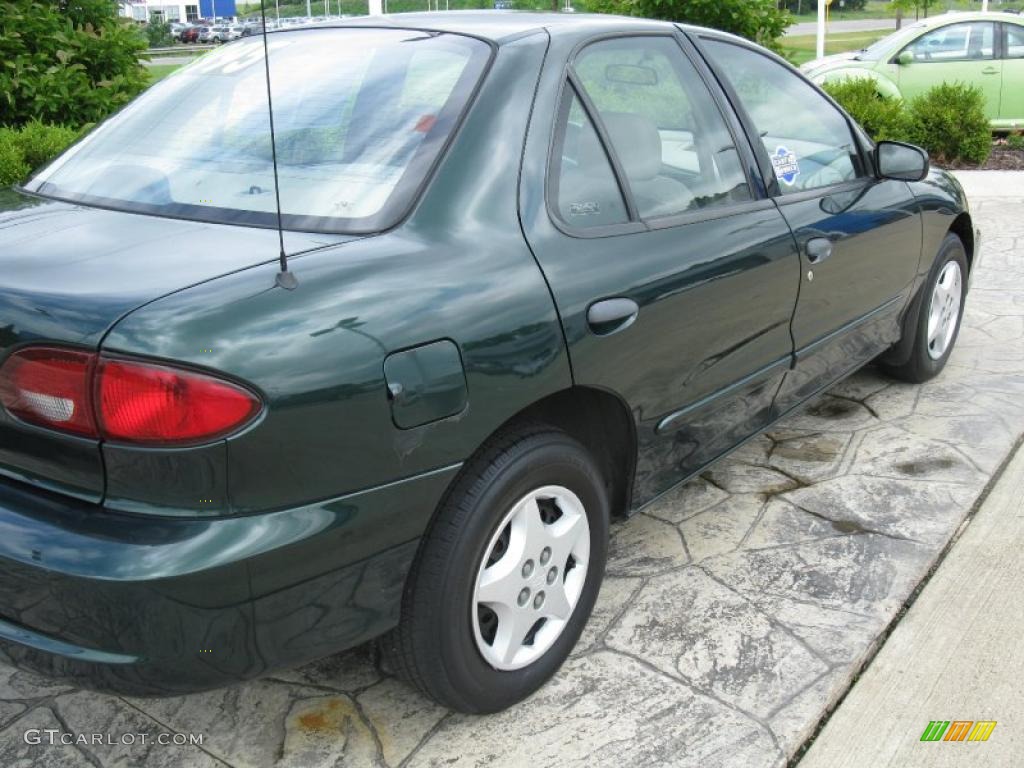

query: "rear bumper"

left=0, top=464, right=459, bottom=695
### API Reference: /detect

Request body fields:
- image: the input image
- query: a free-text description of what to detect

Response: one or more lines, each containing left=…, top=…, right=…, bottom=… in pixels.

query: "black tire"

left=880, top=232, right=968, bottom=384
left=382, top=426, right=609, bottom=713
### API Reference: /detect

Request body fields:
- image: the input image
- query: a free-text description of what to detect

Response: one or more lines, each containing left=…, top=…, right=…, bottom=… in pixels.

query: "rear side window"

left=553, top=92, right=630, bottom=229
left=703, top=39, right=864, bottom=195
left=572, top=36, right=751, bottom=220
left=1006, top=23, right=1024, bottom=59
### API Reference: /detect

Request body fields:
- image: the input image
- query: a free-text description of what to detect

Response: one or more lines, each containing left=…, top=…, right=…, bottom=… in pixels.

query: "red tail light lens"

left=0, top=347, right=261, bottom=445
left=0, top=347, right=98, bottom=437
left=97, top=359, right=260, bottom=444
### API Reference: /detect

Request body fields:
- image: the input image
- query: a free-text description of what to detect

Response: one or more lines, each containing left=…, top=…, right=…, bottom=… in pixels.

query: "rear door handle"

left=805, top=237, right=834, bottom=264
left=587, top=298, right=639, bottom=336
left=981, top=67, right=999, bottom=75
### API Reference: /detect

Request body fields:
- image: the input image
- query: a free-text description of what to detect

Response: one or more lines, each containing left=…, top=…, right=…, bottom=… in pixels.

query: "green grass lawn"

left=147, top=63, right=183, bottom=83
left=784, top=30, right=886, bottom=66
left=789, top=0, right=892, bottom=23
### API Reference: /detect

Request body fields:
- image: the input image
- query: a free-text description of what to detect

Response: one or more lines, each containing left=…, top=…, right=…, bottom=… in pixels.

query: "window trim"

left=692, top=33, right=876, bottom=200
left=545, top=30, right=764, bottom=239
left=892, top=20, right=998, bottom=65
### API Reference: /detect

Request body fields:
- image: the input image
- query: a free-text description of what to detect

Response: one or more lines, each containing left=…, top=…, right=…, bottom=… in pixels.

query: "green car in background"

left=802, top=11, right=1024, bottom=130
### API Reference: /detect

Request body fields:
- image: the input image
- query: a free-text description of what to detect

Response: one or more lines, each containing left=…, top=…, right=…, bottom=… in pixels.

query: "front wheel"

left=383, top=427, right=609, bottom=713
left=881, top=232, right=968, bottom=383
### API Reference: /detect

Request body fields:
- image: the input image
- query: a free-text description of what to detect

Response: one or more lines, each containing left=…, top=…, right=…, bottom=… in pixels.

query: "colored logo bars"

left=920, top=721, right=997, bottom=742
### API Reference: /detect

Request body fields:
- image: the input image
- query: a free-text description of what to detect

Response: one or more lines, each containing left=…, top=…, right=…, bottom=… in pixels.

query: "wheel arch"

left=948, top=212, right=975, bottom=273
left=437, top=386, right=638, bottom=524
left=819, top=69, right=902, bottom=101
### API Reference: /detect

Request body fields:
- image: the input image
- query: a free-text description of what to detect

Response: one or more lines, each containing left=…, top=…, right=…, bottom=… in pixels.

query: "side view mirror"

left=896, top=50, right=914, bottom=66
left=876, top=140, right=930, bottom=182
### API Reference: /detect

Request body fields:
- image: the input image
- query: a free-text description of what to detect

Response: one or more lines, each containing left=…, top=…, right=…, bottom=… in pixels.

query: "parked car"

left=197, top=25, right=214, bottom=42
left=0, top=13, right=975, bottom=713
left=207, top=25, right=236, bottom=42
left=801, top=11, right=1024, bottom=129
left=178, top=24, right=199, bottom=43
left=179, top=25, right=201, bottom=43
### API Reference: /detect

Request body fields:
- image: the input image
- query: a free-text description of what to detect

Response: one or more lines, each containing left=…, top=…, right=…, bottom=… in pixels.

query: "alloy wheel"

left=926, top=260, right=963, bottom=360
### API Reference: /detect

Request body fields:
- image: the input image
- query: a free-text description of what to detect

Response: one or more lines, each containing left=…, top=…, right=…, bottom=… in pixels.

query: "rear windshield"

left=27, top=28, right=491, bottom=234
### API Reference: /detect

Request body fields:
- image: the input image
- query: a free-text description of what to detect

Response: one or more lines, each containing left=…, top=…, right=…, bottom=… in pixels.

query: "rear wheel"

left=881, top=232, right=968, bottom=383
left=383, top=427, right=609, bottom=713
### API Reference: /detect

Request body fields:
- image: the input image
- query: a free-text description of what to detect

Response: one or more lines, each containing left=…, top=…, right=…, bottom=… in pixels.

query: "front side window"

left=703, top=39, right=864, bottom=195
left=903, top=22, right=995, bottom=62
left=27, top=29, right=490, bottom=234
left=571, top=37, right=751, bottom=220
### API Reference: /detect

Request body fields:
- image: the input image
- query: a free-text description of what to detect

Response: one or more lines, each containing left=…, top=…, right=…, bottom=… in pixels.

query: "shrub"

left=15, top=121, right=82, bottom=170
left=823, top=78, right=911, bottom=142
left=0, top=122, right=83, bottom=187
left=145, top=21, right=175, bottom=48
left=906, top=82, right=991, bottom=165
left=0, top=131, right=30, bottom=187
left=0, top=0, right=149, bottom=128
left=1006, top=133, right=1024, bottom=151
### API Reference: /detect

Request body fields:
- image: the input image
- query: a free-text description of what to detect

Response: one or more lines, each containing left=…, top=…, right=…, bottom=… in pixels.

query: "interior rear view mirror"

left=604, top=64, right=658, bottom=86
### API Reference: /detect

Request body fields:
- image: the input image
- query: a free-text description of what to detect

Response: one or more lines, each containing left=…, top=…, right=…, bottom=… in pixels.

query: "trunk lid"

left=0, top=189, right=347, bottom=501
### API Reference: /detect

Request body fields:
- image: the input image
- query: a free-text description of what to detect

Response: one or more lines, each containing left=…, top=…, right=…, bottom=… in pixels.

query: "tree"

left=0, top=0, right=149, bottom=127
left=891, top=0, right=933, bottom=21
left=635, top=0, right=793, bottom=53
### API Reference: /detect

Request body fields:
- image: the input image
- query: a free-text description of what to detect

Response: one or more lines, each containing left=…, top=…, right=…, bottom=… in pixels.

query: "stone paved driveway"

left=2, top=195, right=1023, bottom=768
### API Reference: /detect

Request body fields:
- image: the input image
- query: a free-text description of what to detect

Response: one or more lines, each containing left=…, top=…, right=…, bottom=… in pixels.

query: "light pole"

left=816, top=0, right=826, bottom=60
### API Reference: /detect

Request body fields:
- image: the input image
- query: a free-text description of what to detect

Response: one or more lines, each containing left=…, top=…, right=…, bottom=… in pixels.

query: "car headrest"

left=599, top=112, right=663, bottom=181
left=575, top=111, right=663, bottom=183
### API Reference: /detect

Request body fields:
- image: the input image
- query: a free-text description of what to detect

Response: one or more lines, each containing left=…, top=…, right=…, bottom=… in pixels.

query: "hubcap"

left=471, top=486, right=591, bottom=671
left=926, top=260, right=963, bottom=360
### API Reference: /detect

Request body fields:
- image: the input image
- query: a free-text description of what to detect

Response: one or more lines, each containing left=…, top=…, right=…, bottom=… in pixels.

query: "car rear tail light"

left=97, top=359, right=260, bottom=444
left=0, top=348, right=98, bottom=437
left=0, top=347, right=260, bottom=445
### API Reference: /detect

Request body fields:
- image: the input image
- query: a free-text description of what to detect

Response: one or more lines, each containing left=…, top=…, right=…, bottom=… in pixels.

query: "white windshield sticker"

left=771, top=146, right=800, bottom=186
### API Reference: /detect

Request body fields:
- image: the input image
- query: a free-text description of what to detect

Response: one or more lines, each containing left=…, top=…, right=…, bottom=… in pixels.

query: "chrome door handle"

left=805, top=237, right=834, bottom=264
left=587, top=298, right=639, bottom=336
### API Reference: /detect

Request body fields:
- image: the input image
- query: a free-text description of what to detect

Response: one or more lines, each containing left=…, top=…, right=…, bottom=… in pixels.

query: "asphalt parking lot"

left=2, top=182, right=1022, bottom=768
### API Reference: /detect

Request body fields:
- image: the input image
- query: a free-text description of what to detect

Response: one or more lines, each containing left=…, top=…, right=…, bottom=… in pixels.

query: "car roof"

left=317, top=10, right=677, bottom=44
left=910, top=10, right=1024, bottom=27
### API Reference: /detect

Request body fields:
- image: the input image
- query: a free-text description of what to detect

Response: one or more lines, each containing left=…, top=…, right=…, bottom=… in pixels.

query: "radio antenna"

left=259, top=0, right=298, bottom=290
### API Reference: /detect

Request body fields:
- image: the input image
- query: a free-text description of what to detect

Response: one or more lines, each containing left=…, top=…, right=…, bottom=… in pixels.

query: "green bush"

left=823, top=78, right=911, bottom=142
left=0, top=0, right=149, bottom=128
left=145, top=21, right=175, bottom=48
left=0, top=122, right=83, bottom=187
left=1006, top=133, right=1024, bottom=151
left=15, top=120, right=81, bottom=169
left=0, top=131, right=30, bottom=187
left=906, top=82, right=991, bottom=165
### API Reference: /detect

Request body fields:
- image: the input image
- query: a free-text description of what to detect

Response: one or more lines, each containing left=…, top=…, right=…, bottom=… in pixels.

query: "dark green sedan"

left=0, top=12, right=976, bottom=713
